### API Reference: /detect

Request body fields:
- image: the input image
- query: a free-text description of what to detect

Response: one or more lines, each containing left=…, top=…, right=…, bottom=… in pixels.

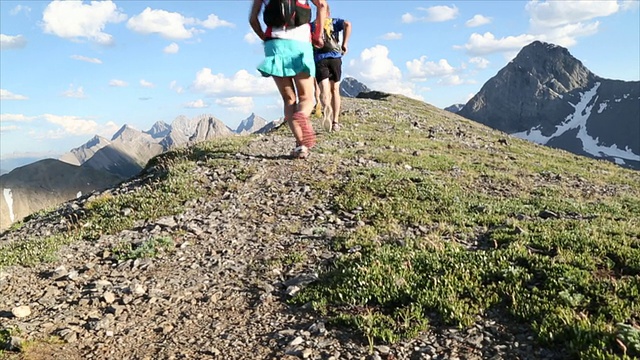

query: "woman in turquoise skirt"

left=249, top=0, right=327, bottom=159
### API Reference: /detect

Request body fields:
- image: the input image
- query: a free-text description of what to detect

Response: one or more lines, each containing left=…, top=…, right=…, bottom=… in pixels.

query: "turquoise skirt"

left=258, top=38, right=315, bottom=78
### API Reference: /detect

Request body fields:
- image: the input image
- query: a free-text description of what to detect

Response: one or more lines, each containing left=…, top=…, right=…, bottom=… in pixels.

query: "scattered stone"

left=103, top=291, right=116, bottom=304
left=11, top=305, right=31, bottom=318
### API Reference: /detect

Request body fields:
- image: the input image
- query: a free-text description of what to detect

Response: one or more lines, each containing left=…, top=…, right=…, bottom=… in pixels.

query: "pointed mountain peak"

left=111, top=124, right=134, bottom=141
left=145, top=121, right=171, bottom=139
left=236, top=113, right=267, bottom=134
left=340, top=77, right=371, bottom=98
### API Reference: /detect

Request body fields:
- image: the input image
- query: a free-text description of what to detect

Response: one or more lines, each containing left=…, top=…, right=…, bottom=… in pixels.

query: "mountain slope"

left=59, top=135, right=112, bottom=166
left=0, top=159, right=121, bottom=230
left=1, top=95, right=638, bottom=360
left=458, top=41, right=639, bottom=169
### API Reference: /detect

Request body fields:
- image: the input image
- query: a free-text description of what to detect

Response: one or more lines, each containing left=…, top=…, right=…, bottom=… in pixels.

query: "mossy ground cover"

left=293, top=96, right=640, bottom=359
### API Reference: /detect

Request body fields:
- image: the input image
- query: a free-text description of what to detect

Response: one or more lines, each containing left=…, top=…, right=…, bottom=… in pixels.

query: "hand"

left=341, top=44, right=348, bottom=55
left=312, top=35, right=324, bottom=49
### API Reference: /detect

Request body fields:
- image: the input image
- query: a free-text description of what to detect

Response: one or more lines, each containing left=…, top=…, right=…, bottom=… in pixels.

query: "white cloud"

left=406, top=57, right=457, bottom=81
left=455, top=1, right=627, bottom=58
left=184, top=99, right=210, bottom=108
left=469, top=57, right=490, bottom=69
left=466, top=14, right=492, bottom=27
left=0, top=34, right=27, bottom=50
left=200, top=14, right=234, bottom=29
left=0, top=114, right=35, bottom=122
left=170, top=81, right=184, bottom=94
left=244, top=31, right=260, bottom=44
left=0, top=125, right=19, bottom=133
left=10, top=5, right=31, bottom=16
left=42, top=0, right=127, bottom=45
left=402, top=5, right=459, bottom=23
left=401, top=13, right=418, bottom=24
left=27, top=119, right=119, bottom=140
left=1, top=89, right=28, bottom=100
left=164, top=42, right=179, bottom=54
left=541, top=22, right=600, bottom=47
left=140, top=79, right=155, bottom=88
left=192, top=68, right=276, bottom=96
left=42, top=114, right=100, bottom=136
left=456, top=32, right=538, bottom=56
left=348, top=45, right=422, bottom=100
left=215, top=97, right=254, bottom=113
left=381, top=32, right=403, bottom=40
left=101, top=121, right=121, bottom=138
left=438, top=75, right=465, bottom=86
left=526, top=0, right=619, bottom=29
left=127, top=7, right=197, bottom=40
left=109, top=79, right=128, bottom=87
left=70, top=55, right=102, bottom=64
left=62, top=85, right=86, bottom=98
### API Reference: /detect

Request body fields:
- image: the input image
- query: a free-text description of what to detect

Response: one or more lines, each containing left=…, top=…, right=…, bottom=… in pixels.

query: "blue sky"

left=1, top=0, right=639, bottom=160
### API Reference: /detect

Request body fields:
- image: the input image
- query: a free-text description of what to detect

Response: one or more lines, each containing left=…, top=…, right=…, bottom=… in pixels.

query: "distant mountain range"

left=0, top=112, right=275, bottom=230
left=454, top=41, right=639, bottom=170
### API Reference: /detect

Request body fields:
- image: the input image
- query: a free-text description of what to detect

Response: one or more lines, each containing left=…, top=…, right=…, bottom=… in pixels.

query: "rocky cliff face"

left=458, top=41, right=639, bottom=169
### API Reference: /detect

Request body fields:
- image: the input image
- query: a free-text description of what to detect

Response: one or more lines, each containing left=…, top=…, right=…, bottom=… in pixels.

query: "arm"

left=311, top=0, right=327, bottom=47
left=341, top=20, right=351, bottom=55
left=249, top=0, right=265, bottom=41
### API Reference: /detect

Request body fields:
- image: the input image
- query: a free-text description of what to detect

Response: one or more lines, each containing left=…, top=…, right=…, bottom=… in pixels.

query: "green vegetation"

left=112, top=237, right=174, bottom=261
left=0, top=137, right=250, bottom=269
left=292, top=96, right=640, bottom=359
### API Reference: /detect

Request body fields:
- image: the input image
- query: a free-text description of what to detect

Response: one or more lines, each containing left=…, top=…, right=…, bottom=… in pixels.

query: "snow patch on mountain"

left=3, top=188, right=15, bottom=223
left=512, top=82, right=640, bottom=163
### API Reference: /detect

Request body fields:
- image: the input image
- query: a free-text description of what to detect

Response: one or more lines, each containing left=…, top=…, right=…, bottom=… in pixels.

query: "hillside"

left=0, top=159, right=122, bottom=231
left=1, top=95, right=639, bottom=360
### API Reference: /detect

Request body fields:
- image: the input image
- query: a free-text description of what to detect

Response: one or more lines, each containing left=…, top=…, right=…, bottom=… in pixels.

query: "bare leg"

left=294, top=72, right=315, bottom=116
left=272, top=76, right=304, bottom=144
left=313, top=78, right=322, bottom=116
left=293, top=72, right=317, bottom=148
left=319, top=78, right=333, bottom=131
left=330, top=80, right=341, bottom=126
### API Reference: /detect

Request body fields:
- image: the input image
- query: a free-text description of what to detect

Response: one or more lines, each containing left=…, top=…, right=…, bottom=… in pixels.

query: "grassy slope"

left=1, top=95, right=639, bottom=359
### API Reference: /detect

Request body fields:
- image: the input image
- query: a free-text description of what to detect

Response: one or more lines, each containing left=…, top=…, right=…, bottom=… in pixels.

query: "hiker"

left=311, top=5, right=351, bottom=132
left=249, top=0, right=328, bottom=159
